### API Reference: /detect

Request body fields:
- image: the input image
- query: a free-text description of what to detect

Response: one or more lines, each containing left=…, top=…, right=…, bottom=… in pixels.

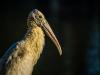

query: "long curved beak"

left=42, top=21, right=62, bottom=55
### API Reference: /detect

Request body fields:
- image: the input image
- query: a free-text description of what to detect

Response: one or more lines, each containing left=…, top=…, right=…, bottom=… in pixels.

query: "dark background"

left=0, top=0, right=100, bottom=75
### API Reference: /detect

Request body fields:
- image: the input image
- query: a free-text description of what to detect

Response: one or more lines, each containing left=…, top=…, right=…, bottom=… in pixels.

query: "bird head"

left=27, top=9, right=62, bottom=55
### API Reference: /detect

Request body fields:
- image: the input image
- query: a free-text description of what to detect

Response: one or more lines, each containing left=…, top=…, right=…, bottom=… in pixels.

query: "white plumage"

left=0, top=9, right=62, bottom=75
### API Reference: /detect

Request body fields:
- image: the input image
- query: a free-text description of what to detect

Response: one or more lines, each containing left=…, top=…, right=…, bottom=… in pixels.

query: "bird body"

left=0, top=26, right=45, bottom=75
left=0, top=9, right=62, bottom=75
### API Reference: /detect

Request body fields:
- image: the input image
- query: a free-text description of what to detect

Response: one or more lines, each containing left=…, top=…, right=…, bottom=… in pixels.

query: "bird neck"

left=22, top=26, right=45, bottom=62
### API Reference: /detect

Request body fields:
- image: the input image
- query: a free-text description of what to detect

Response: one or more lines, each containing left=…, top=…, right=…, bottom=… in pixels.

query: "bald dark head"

left=27, top=9, right=62, bottom=55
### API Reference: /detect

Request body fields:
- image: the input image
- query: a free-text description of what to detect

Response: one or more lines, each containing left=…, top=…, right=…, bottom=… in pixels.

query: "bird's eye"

left=38, top=15, right=42, bottom=18
left=31, top=16, right=34, bottom=20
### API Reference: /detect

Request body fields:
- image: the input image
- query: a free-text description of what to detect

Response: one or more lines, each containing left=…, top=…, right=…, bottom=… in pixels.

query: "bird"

left=0, top=9, right=62, bottom=75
